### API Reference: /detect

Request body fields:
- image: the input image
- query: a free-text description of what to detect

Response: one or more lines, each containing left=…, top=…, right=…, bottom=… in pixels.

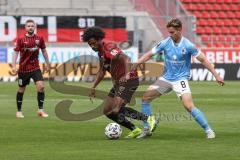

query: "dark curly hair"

left=82, top=27, right=105, bottom=42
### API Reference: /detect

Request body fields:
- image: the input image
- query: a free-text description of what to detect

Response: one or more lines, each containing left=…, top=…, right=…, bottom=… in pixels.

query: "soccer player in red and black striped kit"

left=82, top=27, right=157, bottom=138
left=12, top=19, right=50, bottom=118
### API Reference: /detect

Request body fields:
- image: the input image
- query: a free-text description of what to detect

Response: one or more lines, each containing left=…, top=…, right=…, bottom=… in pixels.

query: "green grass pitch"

left=0, top=81, right=239, bottom=160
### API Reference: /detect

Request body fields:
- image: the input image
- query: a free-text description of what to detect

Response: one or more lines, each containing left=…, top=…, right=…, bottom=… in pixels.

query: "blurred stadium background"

left=0, top=0, right=239, bottom=81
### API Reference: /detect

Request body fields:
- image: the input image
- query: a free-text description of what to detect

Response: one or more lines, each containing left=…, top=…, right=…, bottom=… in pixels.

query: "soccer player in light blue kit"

left=133, top=18, right=225, bottom=139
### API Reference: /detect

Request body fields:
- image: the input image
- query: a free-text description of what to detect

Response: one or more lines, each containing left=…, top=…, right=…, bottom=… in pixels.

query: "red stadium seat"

left=229, top=27, right=238, bottom=34
left=202, top=11, right=210, bottom=19
left=215, top=43, right=224, bottom=48
left=205, top=27, right=212, bottom=34
left=232, top=19, right=239, bottom=26
left=181, top=0, right=192, bottom=3
left=229, top=4, right=238, bottom=11
left=216, top=0, right=224, bottom=3
left=196, top=27, right=204, bottom=34
left=188, top=4, right=197, bottom=11
left=212, top=4, right=222, bottom=11
left=233, top=43, right=239, bottom=48
left=221, top=4, right=229, bottom=11
left=198, top=19, right=207, bottom=26
left=207, top=19, right=215, bottom=26
left=196, top=3, right=204, bottom=11
left=191, top=0, right=199, bottom=3
left=206, top=43, right=214, bottom=48
left=221, top=27, right=229, bottom=34
left=210, top=11, right=218, bottom=19
left=213, top=27, right=221, bottom=34
left=192, top=0, right=208, bottom=3
left=208, top=0, right=216, bottom=3
left=194, top=11, right=202, bottom=18
left=216, top=19, right=224, bottom=26
left=201, top=35, right=210, bottom=42
left=224, top=0, right=232, bottom=3
left=235, top=36, right=240, bottom=41
left=211, top=35, right=218, bottom=42
left=232, top=0, right=239, bottom=3
left=224, top=19, right=233, bottom=26
left=227, top=11, right=236, bottom=19
left=224, top=43, right=231, bottom=48
left=236, top=11, right=240, bottom=18
left=226, top=35, right=233, bottom=42
left=219, top=12, right=227, bottom=19
left=218, top=35, right=225, bottom=42
left=205, top=3, right=213, bottom=11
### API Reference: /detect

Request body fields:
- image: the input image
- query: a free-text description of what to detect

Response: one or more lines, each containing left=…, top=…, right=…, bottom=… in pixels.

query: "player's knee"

left=183, top=102, right=194, bottom=112
left=111, top=107, right=121, bottom=114
left=142, top=94, right=151, bottom=102
left=37, top=85, right=44, bottom=92
left=18, top=87, right=26, bottom=93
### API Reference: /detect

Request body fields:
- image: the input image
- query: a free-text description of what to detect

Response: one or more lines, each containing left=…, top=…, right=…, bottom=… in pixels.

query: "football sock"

left=37, top=92, right=45, bottom=110
left=141, top=101, right=152, bottom=128
left=119, top=107, right=148, bottom=122
left=16, top=92, right=24, bottom=112
left=191, top=107, right=211, bottom=132
left=106, top=113, right=136, bottom=131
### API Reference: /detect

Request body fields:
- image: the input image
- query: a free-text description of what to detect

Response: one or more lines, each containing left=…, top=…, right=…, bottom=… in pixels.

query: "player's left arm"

left=41, top=48, right=50, bottom=72
left=196, top=52, right=225, bottom=86
left=40, top=37, right=50, bottom=72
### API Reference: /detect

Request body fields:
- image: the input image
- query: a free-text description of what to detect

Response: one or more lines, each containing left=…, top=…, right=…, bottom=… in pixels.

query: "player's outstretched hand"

left=216, top=75, right=225, bottom=86
left=89, top=87, right=96, bottom=103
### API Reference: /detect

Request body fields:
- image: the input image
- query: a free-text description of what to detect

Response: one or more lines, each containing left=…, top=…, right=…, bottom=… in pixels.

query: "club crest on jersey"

left=110, top=49, right=118, bottom=56
left=181, top=48, right=186, bottom=55
left=119, top=86, right=125, bottom=92
left=35, top=40, right=40, bottom=45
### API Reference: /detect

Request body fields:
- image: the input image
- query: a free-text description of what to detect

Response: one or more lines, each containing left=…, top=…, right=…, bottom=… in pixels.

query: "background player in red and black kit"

left=82, top=27, right=157, bottom=138
left=12, top=19, right=50, bottom=118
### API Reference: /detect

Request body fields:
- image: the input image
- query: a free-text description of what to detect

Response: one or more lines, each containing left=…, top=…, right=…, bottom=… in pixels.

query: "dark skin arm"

left=89, top=62, right=106, bottom=101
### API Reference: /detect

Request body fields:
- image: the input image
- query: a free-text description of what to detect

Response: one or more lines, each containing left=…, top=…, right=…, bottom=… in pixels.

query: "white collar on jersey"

left=171, top=36, right=184, bottom=47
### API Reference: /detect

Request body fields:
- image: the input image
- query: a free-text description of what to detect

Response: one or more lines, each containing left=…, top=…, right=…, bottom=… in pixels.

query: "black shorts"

left=108, top=78, right=139, bottom=103
left=18, top=69, right=43, bottom=87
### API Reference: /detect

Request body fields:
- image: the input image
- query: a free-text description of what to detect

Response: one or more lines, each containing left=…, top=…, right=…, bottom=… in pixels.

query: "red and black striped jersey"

left=98, top=42, right=138, bottom=83
left=14, top=34, right=46, bottom=73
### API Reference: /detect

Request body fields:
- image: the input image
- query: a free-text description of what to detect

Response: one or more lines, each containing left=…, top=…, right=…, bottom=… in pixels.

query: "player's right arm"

left=132, top=40, right=165, bottom=70
left=12, top=51, right=19, bottom=73
left=12, top=38, right=21, bottom=73
left=89, top=62, right=106, bottom=99
left=132, top=51, right=154, bottom=70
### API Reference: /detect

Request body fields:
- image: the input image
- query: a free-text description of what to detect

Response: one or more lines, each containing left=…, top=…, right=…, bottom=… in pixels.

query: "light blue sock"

left=191, top=107, right=211, bottom=132
left=141, top=101, right=152, bottom=128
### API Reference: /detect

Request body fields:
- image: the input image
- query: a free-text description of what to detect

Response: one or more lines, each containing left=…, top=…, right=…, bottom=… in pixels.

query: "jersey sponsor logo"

left=181, top=48, right=186, bottom=55
left=191, top=68, right=225, bottom=81
left=35, top=40, right=40, bottom=45
left=119, top=86, right=125, bottom=92
left=110, top=49, right=118, bottom=56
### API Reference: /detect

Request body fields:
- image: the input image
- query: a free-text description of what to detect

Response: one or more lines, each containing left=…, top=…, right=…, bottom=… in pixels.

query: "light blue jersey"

left=152, top=36, right=199, bottom=81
